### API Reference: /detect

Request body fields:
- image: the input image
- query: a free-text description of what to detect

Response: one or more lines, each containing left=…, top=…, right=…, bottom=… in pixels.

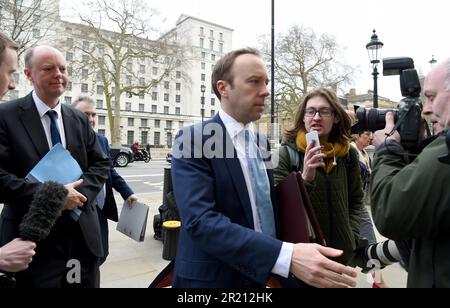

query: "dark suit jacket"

left=171, top=114, right=283, bottom=288
left=0, top=93, right=110, bottom=257
left=96, top=133, right=134, bottom=222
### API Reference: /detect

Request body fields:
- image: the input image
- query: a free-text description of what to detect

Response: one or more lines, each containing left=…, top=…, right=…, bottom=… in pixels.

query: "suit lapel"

left=18, top=94, right=50, bottom=158
left=214, top=115, right=254, bottom=228
left=61, top=105, right=78, bottom=153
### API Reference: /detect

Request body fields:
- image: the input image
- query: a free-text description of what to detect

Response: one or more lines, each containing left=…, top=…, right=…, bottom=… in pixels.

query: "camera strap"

left=438, top=130, right=450, bottom=165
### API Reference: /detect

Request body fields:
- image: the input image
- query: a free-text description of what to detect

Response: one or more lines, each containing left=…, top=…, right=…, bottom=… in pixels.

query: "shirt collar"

left=33, top=91, right=62, bottom=119
left=219, top=109, right=255, bottom=140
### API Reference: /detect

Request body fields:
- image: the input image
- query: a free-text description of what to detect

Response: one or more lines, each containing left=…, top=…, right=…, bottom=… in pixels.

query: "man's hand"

left=126, top=194, right=138, bottom=209
left=0, top=239, right=36, bottom=272
left=63, top=179, right=87, bottom=211
left=373, top=112, right=400, bottom=149
left=290, top=243, right=357, bottom=288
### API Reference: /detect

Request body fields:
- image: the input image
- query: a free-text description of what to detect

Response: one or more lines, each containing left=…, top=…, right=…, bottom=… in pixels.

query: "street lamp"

left=429, top=55, right=437, bottom=68
left=200, top=84, right=206, bottom=123
left=366, top=29, right=384, bottom=108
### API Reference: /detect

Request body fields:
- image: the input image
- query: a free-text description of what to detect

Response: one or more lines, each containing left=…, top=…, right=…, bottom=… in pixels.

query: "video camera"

left=351, top=57, right=423, bottom=149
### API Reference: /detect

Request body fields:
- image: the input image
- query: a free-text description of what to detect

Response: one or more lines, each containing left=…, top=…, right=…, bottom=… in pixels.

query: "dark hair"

left=285, top=87, right=352, bottom=144
left=212, top=47, right=261, bottom=100
left=0, top=33, right=18, bottom=63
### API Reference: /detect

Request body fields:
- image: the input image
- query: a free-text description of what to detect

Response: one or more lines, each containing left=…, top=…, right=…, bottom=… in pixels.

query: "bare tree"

left=72, top=0, right=186, bottom=145
left=0, top=0, right=59, bottom=57
left=260, top=25, right=355, bottom=117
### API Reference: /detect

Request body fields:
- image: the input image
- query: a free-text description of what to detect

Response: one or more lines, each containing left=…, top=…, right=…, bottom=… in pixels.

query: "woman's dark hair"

left=285, top=87, right=352, bottom=144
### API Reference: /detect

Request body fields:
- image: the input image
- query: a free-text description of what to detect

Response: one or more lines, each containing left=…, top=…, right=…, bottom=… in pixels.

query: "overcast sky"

left=60, top=0, right=449, bottom=102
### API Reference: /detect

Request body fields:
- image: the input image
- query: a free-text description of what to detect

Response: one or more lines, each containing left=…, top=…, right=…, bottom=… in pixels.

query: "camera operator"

left=371, top=58, right=450, bottom=288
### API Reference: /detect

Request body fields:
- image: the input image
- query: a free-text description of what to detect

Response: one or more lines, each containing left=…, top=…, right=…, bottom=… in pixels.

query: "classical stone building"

left=1, top=1, right=233, bottom=150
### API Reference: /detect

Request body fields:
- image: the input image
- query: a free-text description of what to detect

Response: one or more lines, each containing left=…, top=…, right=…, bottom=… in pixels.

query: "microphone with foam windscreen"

left=19, top=181, right=68, bottom=242
left=0, top=182, right=68, bottom=288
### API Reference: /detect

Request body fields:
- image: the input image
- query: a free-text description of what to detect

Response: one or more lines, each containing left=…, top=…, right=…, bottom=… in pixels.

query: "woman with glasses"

left=274, top=87, right=363, bottom=266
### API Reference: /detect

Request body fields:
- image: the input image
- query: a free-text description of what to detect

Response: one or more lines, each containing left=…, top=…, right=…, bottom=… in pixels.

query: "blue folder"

left=26, top=144, right=83, bottom=219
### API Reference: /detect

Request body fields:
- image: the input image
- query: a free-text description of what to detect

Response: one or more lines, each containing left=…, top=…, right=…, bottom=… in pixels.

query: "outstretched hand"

left=290, top=243, right=357, bottom=288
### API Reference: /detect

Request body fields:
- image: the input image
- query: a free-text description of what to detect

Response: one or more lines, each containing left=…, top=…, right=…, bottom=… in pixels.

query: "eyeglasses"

left=304, top=108, right=335, bottom=118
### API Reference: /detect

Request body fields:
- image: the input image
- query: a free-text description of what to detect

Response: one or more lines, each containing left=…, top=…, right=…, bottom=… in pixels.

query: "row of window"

left=199, top=38, right=224, bottom=53
left=199, top=27, right=224, bottom=41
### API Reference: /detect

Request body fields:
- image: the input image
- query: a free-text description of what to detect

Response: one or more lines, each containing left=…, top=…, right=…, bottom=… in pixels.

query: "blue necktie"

left=244, top=129, right=276, bottom=237
left=96, top=185, right=106, bottom=210
left=47, top=110, right=62, bottom=147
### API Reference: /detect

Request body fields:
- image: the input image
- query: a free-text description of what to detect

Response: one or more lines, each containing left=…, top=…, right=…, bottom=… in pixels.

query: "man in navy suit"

left=0, top=46, right=109, bottom=287
left=73, top=96, right=138, bottom=264
left=171, top=48, right=357, bottom=288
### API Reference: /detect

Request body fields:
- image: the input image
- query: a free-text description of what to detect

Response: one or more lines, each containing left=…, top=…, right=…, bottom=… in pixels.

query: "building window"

left=155, top=119, right=160, bottom=128
left=128, top=118, right=134, bottom=127
left=96, top=100, right=103, bottom=109
left=126, top=75, right=132, bottom=85
left=152, top=67, right=158, bottom=75
left=164, top=93, right=169, bottom=102
left=64, top=96, right=72, bottom=104
left=164, top=106, right=169, bottom=114
left=81, top=84, right=88, bottom=93
left=127, top=61, right=133, bottom=71
left=200, top=27, right=204, bottom=36
left=200, top=38, right=204, bottom=48
left=96, top=72, right=102, bottom=82
left=166, top=121, right=173, bottom=129
left=176, top=95, right=181, bottom=103
left=127, top=131, right=134, bottom=146
left=167, top=132, right=173, bottom=148
left=140, top=65, right=146, bottom=74
left=164, top=81, right=170, bottom=90
left=98, top=116, right=106, bottom=125
left=219, top=32, right=223, bottom=40
left=141, top=119, right=148, bottom=127
left=154, top=132, right=161, bottom=146
left=139, top=103, right=145, bottom=112
left=201, top=74, right=206, bottom=82
left=97, top=85, right=104, bottom=95
left=66, top=52, right=73, bottom=61
left=98, top=129, right=106, bottom=136
left=82, top=69, right=89, bottom=80
left=179, top=121, right=184, bottom=128
left=152, top=92, right=158, bottom=101
left=152, top=105, right=157, bottom=113
left=175, top=107, right=181, bottom=115
left=139, top=94, right=145, bottom=100
left=139, top=78, right=145, bottom=85
left=219, top=43, right=223, bottom=53
left=66, top=38, right=73, bottom=48
left=67, top=82, right=72, bottom=91
left=83, top=41, right=90, bottom=50
left=201, top=62, right=206, bottom=70
left=141, top=131, right=148, bottom=145
left=211, top=54, right=216, bottom=61
left=201, top=52, right=206, bottom=59
left=126, top=102, right=132, bottom=111
left=211, top=98, right=216, bottom=106
left=176, top=71, right=181, bottom=79
left=176, top=83, right=181, bottom=91
left=210, top=30, right=214, bottom=38
left=33, top=29, right=41, bottom=39
left=211, top=110, right=216, bottom=117
left=209, top=40, right=214, bottom=50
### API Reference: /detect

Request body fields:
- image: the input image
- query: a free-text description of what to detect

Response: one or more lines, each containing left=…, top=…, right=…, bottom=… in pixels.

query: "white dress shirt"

left=218, top=109, right=294, bottom=278
left=33, top=91, right=67, bottom=150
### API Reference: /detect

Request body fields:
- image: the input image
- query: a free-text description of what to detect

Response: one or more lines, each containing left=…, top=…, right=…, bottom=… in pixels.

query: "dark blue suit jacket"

left=96, top=133, right=134, bottom=222
left=171, top=115, right=283, bottom=288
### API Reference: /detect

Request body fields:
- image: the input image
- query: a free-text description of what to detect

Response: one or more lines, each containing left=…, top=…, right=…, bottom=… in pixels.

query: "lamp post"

left=429, top=55, right=437, bottom=68
left=200, top=84, right=206, bottom=123
left=366, top=29, right=384, bottom=108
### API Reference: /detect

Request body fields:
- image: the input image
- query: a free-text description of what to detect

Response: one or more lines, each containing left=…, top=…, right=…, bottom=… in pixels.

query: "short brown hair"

left=212, top=47, right=261, bottom=100
left=0, top=33, right=18, bottom=64
left=285, top=87, right=352, bottom=144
